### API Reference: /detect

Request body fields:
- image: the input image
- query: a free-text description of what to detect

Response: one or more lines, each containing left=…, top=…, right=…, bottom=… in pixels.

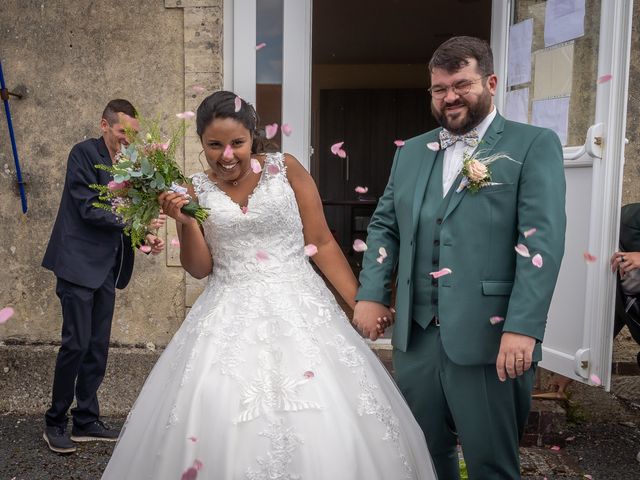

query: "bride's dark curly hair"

left=196, top=91, right=261, bottom=153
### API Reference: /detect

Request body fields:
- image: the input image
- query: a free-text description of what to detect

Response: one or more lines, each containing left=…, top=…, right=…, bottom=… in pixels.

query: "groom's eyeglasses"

left=428, top=74, right=491, bottom=100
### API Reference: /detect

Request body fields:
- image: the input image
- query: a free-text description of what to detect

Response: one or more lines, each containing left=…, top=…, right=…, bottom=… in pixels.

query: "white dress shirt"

left=441, top=107, right=497, bottom=197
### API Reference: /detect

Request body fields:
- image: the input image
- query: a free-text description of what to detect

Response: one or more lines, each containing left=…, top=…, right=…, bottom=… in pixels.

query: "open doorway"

left=311, top=0, right=492, bottom=253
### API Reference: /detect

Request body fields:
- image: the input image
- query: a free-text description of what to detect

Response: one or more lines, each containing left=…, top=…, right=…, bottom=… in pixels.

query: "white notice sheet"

left=531, top=97, right=570, bottom=146
left=505, top=88, right=530, bottom=124
left=544, top=0, right=585, bottom=47
left=508, top=19, right=533, bottom=87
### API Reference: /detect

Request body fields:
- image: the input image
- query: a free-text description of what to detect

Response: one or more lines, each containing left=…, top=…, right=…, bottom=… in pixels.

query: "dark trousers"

left=45, top=268, right=116, bottom=428
left=394, top=322, right=534, bottom=480
left=615, top=281, right=640, bottom=345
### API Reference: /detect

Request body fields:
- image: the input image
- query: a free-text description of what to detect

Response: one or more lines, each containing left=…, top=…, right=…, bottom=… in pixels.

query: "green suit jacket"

left=356, top=113, right=566, bottom=365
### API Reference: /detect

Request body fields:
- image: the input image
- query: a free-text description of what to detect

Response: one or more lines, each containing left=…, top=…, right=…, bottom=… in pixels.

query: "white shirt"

left=441, top=107, right=497, bottom=197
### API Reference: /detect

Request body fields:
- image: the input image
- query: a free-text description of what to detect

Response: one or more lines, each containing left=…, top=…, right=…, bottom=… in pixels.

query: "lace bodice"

left=191, top=153, right=308, bottom=286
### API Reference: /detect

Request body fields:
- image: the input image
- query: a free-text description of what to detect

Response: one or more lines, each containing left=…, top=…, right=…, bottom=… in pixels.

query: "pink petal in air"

left=429, top=268, right=452, bottom=279
left=192, top=85, right=206, bottom=94
left=394, top=140, right=405, bottom=147
left=523, top=228, right=537, bottom=238
left=139, top=245, right=152, bottom=253
left=193, top=460, right=203, bottom=471
left=234, top=96, right=242, bottom=113
left=532, top=253, right=543, bottom=268
left=597, top=74, right=613, bottom=84
left=266, top=163, right=280, bottom=175
left=256, top=250, right=269, bottom=262
left=171, top=238, right=180, bottom=248
left=330, top=142, right=347, bottom=158
left=514, top=243, right=531, bottom=258
left=376, top=246, right=388, bottom=264
left=304, top=370, right=315, bottom=379
left=281, top=123, right=293, bottom=136
left=354, top=186, right=368, bottom=194
left=256, top=42, right=267, bottom=51
left=0, top=307, right=15, bottom=325
left=489, top=315, right=505, bottom=325
left=583, top=252, right=597, bottom=263
left=352, top=239, right=368, bottom=252
left=265, top=123, right=278, bottom=140
left=250, top=158, right=262, bottom=174
left=176, top=111, right=196, bottom=120
left=304, top=244, right=318, bottom=257
left=223, top=144, right=234, bottom=159
left=181, top=467, right=198, bottom=480
left=187, top=436, right=198, bottom=442
left=590, top=373, right=602, bottom=386
left=427, top=142, right=441, bottom=151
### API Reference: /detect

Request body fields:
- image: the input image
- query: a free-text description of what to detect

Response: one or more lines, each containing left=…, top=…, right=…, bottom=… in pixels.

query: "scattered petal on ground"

left=429, top=268, right=452, bottom=279
left=192, top=85, right=206, bottom=94
left=489, top=316, right=505, bottom=325
left=304, top=244, right=318, bottom=257
left=524, top=228, right=537, bottom=238
left=250, top=158, right=262, bottom=173
left=532, top=253, right=543, bottom=268
left=256, top=250, right=269, bottom=262
left=597, top=74, right=613, bottom=84
left=176, top=111, right=195, bottom=119
left=590, top=374, right=602, bottom=386
left=515, top=243, right=531, bottom=258
left=565, top=436, right=575, bottom=442
left=234, top=96, right=242, bottom=112
left=265, top=123, right=278, bottom=140
left=0, top=307, right=15, bottom=325
left=583, top=252, right=597, bottom=263
left=550, top=445, right=561, bottom=451
left=140, top=245, right=152, bottom=253
left=394, top=140, right=405, bottom=147
left=355, top=186, right=368, bottom=194
left=584, top=475, right=593, bottom=479
left=353, top=239, right=368, bottom=252
left=256, top=42, right=266, bottom=50
left=281, top=123, right=292, bottom=136
left=427, top=142, right=440, bottom=151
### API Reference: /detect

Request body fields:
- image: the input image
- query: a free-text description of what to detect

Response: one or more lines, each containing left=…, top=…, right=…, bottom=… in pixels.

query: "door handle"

left=564, top=123, right=604, bottom=161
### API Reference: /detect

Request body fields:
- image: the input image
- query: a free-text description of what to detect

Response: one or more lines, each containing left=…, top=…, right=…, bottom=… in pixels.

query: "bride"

left=101, top=91, right=437, bottom=480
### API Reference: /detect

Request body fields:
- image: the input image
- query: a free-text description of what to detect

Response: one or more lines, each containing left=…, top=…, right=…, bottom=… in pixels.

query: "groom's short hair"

left=428, top=36, right=494, bottom=77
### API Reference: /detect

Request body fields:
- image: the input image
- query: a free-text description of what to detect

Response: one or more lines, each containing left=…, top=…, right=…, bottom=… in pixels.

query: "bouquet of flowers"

left=91, top=122, right=208, bottom=248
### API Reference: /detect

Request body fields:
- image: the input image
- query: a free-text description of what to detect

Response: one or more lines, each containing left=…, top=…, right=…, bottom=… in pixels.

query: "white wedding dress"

left=101, top=153, right=436, bottom=480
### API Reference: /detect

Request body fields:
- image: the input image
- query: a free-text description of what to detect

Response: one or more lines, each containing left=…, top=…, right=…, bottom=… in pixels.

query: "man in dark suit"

left=42, top=99, right=165, bottom=453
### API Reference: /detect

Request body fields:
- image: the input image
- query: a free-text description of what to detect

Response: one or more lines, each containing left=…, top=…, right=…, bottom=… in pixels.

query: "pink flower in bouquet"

left=107, top=180, right=128, bottom=192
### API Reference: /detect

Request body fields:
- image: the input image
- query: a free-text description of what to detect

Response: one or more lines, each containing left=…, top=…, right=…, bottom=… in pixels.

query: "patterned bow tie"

left=439, top=129, right=479, bottom=149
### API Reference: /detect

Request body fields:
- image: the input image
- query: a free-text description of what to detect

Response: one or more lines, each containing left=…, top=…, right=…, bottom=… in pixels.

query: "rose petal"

left=429, top=268, right=452, bottom=279
left=281, top=123, right=292, bottom=136
left=140, top=245, right=152, bottom=253
left=187, top=436, right=198, bottom=442
left=394, top=140, right=405, bottom=147
left=181, top=467, right=198, bottom=480
left=256, top=250, right=269, bottom=261
left=514, top=243, right=531, bottom=258
left=523, top=228, right=537, bottom=238
left=241, top=206, right=248, bottom=215
left=352, top=239, right=368, bottom=252
left=0, top=307, right=15, bottom=325
left=256, top=42, right=267, bottom=50
left=378, top=247, right=387, bottom=259
left=250, top=158, right=262, bottom=174
left=583, top=252, right=597, bottom=263
left=266, top=164, right=280, bottom=175
left=171, top=238, right=180, bottom=248
left=532, top=253, right=543, bottom=268
left=590, top=373, right=601, bottom=386
left=354, top=186, right=368, bottom=194
left=427, top=141, right=441, bottom=151
left=265, top=123, right=278, bottom=140
left=223, top=145, right=234, bottom=159
left=489, top=315, right=505, bottom=325
left=597, top=74, right=612, bottom=84
left=550, top=445, right=561, bottom=451
left=330, top=141, right=344, bottom=155
left=192, top=85, right=206, bottom=94
left=584, top=475, right=593, bottom=480
left=565, top=436, right=575, bottom=442
left=176, top=111, right=196, bottom=120
left=234, top=96, right=242, bottom=113
left=304, top=244, right=318, bottom=257
left=337, top=149, right=347, bottom=159
left=193, top=460, right=203, bottom=471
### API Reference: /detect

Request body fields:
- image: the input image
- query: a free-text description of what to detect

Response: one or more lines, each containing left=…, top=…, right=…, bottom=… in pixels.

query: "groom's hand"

left=353, top=301, right=393, bottom=341
left=496, top=332, right=536, bottom=381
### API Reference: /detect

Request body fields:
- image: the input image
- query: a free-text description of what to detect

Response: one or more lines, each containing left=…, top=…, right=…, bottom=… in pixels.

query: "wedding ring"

left=621, top=256, right=626, bottom=262
left=516, top=357, right=524, bottom=362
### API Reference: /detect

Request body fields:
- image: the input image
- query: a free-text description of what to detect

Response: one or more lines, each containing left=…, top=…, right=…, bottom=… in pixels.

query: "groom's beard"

left=431, top=85, right=492, bottom=134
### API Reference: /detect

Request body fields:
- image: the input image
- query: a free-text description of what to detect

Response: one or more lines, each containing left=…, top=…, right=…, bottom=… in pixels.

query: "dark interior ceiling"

left=312, top=0, right=493, bottom=64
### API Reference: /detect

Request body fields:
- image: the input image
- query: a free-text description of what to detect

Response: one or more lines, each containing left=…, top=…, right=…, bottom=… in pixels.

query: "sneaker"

left=70, top=420, right=120, bottom=442
left=43, top=425, right=77, bottom=454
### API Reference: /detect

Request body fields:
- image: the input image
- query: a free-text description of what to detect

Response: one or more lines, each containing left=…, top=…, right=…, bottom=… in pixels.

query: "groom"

left=354, top=36, right=566, bottom=479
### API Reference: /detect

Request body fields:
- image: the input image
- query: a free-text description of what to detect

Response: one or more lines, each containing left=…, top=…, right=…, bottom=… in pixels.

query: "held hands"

left=611, top=251, right=640, bottom=278
left=352, top=301, right=395, bottom=341
left=496, top=332, right=536, bottom=382
left=144, top=233, right=165, bottom=255
left=158, top=190, right=195, bottom=225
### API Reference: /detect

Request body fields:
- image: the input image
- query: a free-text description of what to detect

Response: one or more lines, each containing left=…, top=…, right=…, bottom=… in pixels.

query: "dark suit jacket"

left=42, top=137, right=135, bottom=289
